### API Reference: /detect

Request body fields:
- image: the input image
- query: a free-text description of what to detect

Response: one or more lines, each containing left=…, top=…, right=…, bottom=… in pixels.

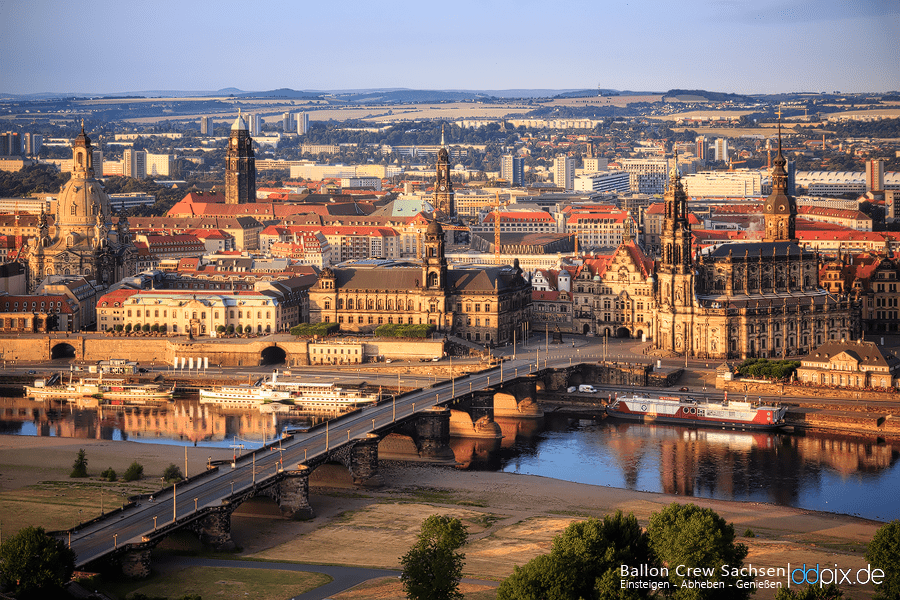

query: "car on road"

left=679, top=387, right=690, bottom=392
left=138, top=367, right=149, bottom=373
left=26, top=370, right=36, bottom=375
left=385, top=359, right=393, bottom=364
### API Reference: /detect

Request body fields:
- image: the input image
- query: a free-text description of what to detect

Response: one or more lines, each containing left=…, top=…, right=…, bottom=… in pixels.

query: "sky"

left=2, top=0, right=899, bottom=96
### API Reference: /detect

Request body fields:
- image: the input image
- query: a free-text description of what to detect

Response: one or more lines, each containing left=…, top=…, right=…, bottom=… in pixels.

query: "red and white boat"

left=605, top=395, right=786, bottom=430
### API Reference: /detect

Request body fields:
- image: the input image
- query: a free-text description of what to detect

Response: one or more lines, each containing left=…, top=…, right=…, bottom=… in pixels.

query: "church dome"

left=57, top=178, right=110, bottom=230
left=426, top=220, right=443, bottom=235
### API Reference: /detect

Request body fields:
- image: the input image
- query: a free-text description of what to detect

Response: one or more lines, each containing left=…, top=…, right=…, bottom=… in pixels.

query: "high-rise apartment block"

left=23, top=133, right=43, bottom=155
left=296, top=112, right=310, bottom=135
left=200, top=116, right=214, bottom=136
left=123, top=149, right=147, bottom=179
left=1, top=132, right=23, bottom=156
left=553, top=154, right=575, bottom=191
left=714, top=138, right=728, bottom=162
left=247, top=113, right=261, bottom=136
left=146, top=153, right=174, bottom=177
left=615, top=158, right=669, bottom=194
left=866, top=159, right=885, bottom=192
left=500, top=155, right=524, bottom=186
left=582, top=157, right=608, bottom=172
left=282, top=112, right=293, bottom=132
left=695, top=136, right=707, bottom=162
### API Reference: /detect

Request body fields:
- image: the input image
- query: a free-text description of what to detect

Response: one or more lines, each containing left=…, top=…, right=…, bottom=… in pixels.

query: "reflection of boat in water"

left=26, top=373, right=173, bottom=401
left=606, top=395, right=786, bottom=430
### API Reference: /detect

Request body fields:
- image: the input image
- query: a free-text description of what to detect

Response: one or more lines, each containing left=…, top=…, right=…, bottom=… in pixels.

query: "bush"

left=216, top=325, right=226, bottom=334
left=124, top=323, right=132, bottom=333
left=744, top=528, right=755, bottom=538
left=226, top=324, right=235, bottom=334
left=123, top=461, right=144, bottom=481
left=159, top=323, right=167, bottom=333
left=150, top=323, right=159, bottom=333
left=374, top=323, right=436, bottom=338
left=290, top=322, right=339, bottom=337
left=70, top=448, right=88, bottom=478
left=163, top=463, right=183, bottom=483
left=100, top=467, right=117, bottom=482
left=244, top=324, right=253, bottom=334
left=142, top=323, right=150, bottom=333
left=114, top=324, right=123, bottom=332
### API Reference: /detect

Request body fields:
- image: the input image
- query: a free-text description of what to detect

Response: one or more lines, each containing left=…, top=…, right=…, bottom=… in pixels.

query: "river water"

left=2, top=398, right=898, bottom=522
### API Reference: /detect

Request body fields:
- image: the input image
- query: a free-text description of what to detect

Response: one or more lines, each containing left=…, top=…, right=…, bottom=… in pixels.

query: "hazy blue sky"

left=2, top=0, right=898, bottom=95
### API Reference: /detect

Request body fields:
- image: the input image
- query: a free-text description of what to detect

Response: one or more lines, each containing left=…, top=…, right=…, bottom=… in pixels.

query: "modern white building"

left=297, top=112, right=310, bottom=135
left=681, top=170, right=763, bottom=197
left=145, top=153, right=174, bottom=177
left=714, top=138, right=728, bottom=162
left=614, top=158, right=670, bottom=194
left=573, top=170, right=631, bottom=194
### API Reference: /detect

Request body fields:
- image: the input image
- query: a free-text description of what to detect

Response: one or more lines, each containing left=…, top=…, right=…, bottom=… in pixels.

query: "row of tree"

left=403, top=507, right=900, bottom=600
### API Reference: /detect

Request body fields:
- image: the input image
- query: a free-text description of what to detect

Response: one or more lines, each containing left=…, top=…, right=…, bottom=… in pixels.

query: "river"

left=2, top=398, right=897, bottom=522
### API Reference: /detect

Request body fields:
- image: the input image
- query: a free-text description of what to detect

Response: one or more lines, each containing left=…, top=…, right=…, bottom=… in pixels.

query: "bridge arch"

left=51, top=342, right=76, bottom=359
left=260, top=346, right=286, bottom=365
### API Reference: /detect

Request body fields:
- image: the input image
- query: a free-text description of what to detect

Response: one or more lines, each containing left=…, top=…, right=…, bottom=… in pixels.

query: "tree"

left=100, top=467, right=117, bottom=482
left=163, top=464, right=184, bottom=483
left=866, top=520, right=900, bottom=600
left=70, top=448, right=87, bottom=478
left=123, top=461, right=144, bottom=482
left=497, top=512, right=655, bottom=600
left=0, top=526, right=75, bottom=598
left=400, top=515, right=468, bottom=600
left=648, top=502, right=752, bottom=599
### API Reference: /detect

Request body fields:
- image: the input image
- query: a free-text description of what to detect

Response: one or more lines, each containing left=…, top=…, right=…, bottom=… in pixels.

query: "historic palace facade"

left=308, top=221, right=531, bottom=345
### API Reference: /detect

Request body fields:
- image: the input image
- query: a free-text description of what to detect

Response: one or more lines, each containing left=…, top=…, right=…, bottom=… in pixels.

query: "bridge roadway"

left=64, top=359, right=535, bottom=569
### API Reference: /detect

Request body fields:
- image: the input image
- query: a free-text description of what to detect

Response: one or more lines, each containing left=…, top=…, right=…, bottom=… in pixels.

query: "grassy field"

left=333, top=576, right=497, bottom=600
left=100, top=566, right=331, bottom=600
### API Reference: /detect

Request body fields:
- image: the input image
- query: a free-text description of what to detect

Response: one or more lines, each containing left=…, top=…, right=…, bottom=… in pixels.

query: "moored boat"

left=606, top=394, right=786, bottom=430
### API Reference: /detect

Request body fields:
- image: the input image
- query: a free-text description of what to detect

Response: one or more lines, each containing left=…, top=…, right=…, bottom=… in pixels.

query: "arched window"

left=71, top=205, right=77, bottom=215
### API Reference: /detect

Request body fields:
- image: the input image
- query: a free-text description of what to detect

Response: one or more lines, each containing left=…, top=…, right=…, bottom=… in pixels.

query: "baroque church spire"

left=763, top=106, right=797, bottom=242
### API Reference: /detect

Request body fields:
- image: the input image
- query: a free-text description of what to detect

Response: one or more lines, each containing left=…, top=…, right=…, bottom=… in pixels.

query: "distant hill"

left=662, top=89, right=756, bottom=103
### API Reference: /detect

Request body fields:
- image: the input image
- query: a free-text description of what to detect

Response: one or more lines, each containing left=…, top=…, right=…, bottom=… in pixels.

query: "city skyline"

left=2, top=0, right=899, bottom=96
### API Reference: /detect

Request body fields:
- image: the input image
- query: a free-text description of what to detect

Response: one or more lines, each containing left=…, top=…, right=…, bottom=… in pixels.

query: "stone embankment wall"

left=719, top=378, right=898, bottom=403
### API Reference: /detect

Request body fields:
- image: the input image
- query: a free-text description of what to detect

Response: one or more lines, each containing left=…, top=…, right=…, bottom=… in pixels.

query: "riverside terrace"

left=56, top=362, right=547, bottom=578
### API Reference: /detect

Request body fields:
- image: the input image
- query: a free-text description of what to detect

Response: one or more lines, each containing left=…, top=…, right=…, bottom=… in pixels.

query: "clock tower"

left=433, top=125, right=455, bottom=216
left=225, top=110, right=256, bottom=205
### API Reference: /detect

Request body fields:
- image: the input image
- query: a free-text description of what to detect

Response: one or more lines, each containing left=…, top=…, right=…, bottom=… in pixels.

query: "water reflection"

left=3, top=397, right=898, bottom=521
left=0, top=396, right=311, bottom=449
left=469, top=414, right=899, bottom=522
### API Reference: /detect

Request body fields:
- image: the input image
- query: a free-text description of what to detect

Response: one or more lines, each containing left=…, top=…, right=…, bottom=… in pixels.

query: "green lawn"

left=101, top=566, right=331, bottom=600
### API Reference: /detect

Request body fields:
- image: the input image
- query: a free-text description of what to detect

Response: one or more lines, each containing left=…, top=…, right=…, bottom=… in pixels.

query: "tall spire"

left=441, top=124, right=445, bottom=147
left=763, top=104, right=796, bottom=242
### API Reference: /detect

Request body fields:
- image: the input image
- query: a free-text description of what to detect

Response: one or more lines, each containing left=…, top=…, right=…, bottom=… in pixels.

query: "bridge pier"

left=278, top=465, right=315, bottom=520
left=416, top=406, right=455, bottom=462
left=120, top=547, right=152, bottom=579
left=350, top=433, right=383, bottom=487
left=194, top=506, right=235, bottom=551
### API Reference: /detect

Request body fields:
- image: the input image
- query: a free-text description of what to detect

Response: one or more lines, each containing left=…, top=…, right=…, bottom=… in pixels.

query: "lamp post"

left=173, top=481, right=177, bottom=522
left=231, top=481, right=234, bottom=495
left=194, top=497, right=198, bottom=512
left=153, top=516, right=157, bottom=530
left=113, top=533, right=118, bottom=549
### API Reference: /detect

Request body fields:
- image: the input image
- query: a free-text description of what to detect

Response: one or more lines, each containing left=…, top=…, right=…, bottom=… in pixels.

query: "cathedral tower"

left=433, top=125, right=455, bottom=216
left=225, top=110, right=256, bottom=205
left=763, top=113, right=797, bottom=242
left=653, top=158, right=696, bottom=355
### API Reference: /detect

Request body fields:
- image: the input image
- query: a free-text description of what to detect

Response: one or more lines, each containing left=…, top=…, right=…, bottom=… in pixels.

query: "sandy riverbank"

left=0, top=435, right=889, bottom=599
